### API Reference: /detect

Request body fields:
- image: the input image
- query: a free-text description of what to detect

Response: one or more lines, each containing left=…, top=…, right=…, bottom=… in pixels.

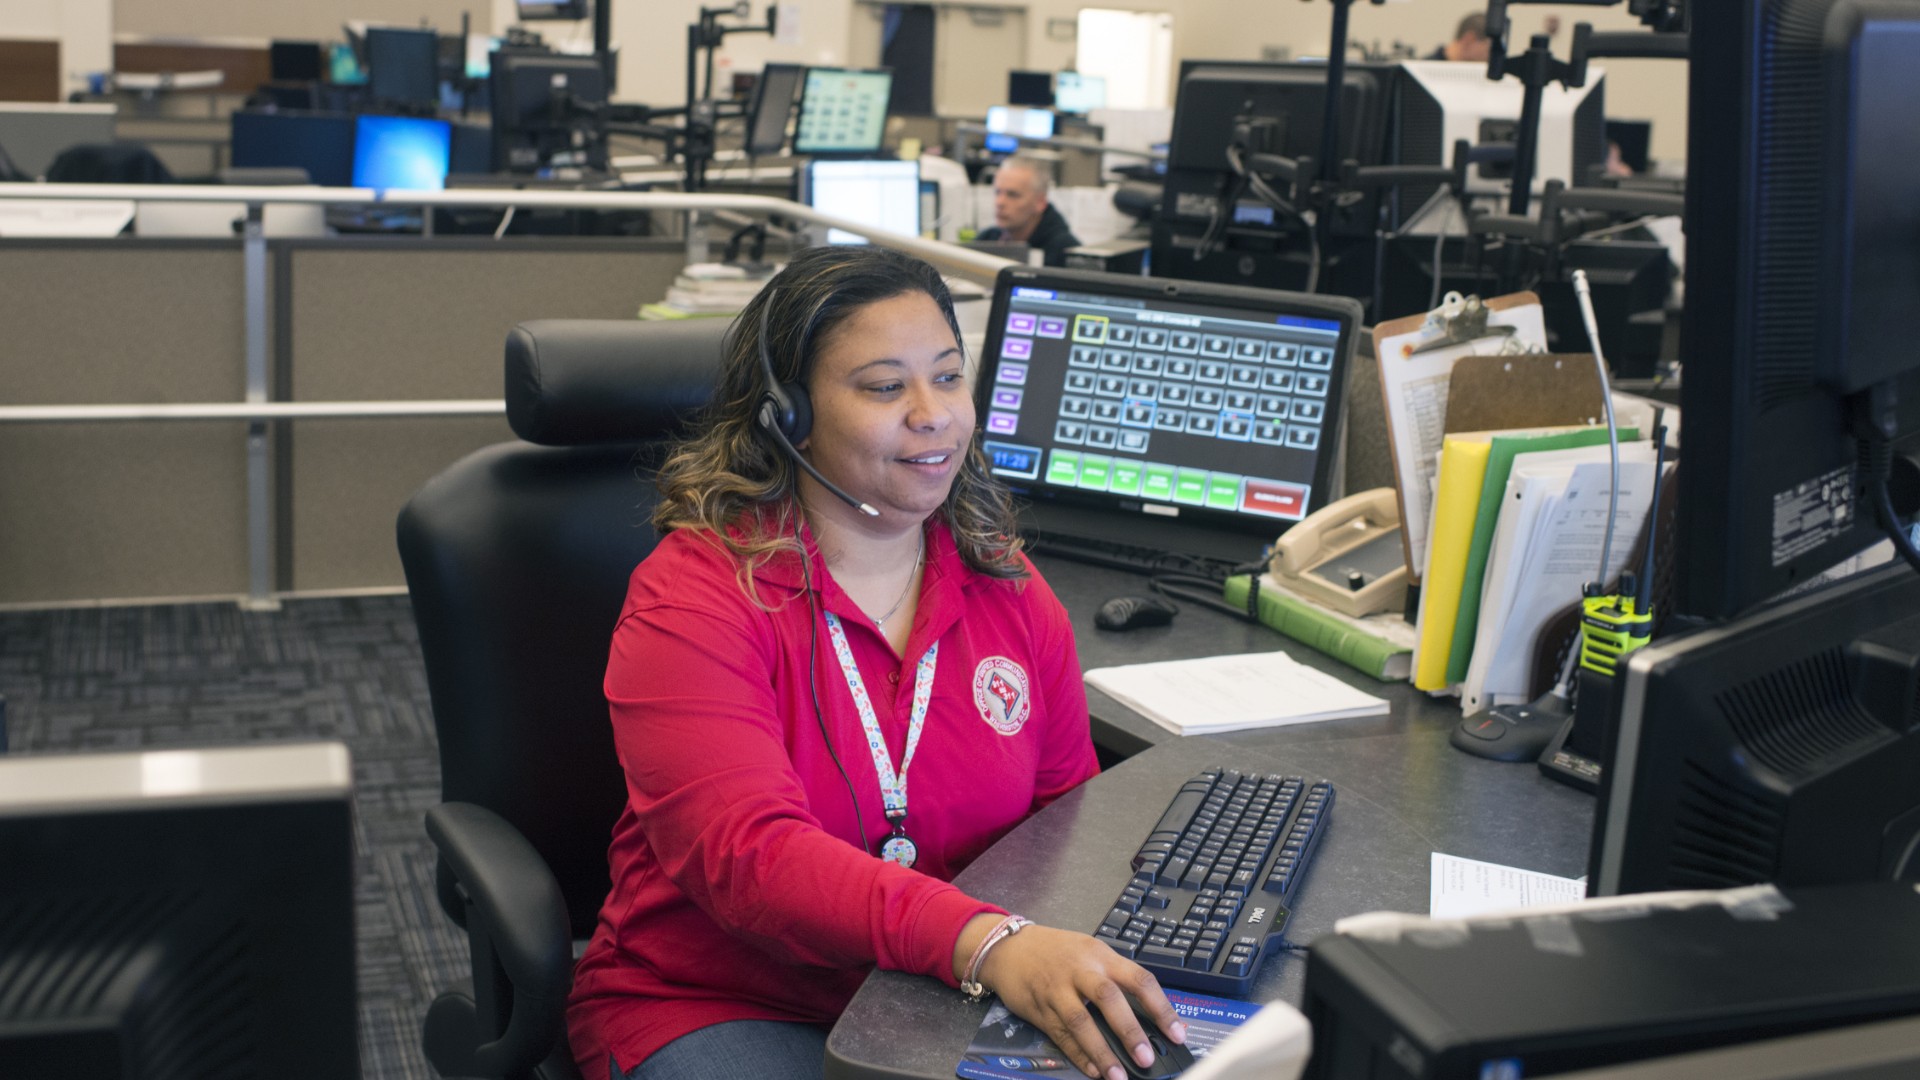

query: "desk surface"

left=825, top=554, right=1594, bottom=1080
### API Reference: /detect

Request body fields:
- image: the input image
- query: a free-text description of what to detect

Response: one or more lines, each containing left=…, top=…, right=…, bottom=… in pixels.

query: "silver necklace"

left=873, top=534, right=925, bottom=630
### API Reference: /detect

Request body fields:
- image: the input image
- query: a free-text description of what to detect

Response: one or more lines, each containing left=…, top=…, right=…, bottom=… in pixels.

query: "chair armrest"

left=425, top=802, right=575, bottom=1078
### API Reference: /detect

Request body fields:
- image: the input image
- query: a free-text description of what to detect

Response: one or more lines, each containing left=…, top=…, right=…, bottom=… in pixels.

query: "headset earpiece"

left=756, top=290, right=813, bottom=445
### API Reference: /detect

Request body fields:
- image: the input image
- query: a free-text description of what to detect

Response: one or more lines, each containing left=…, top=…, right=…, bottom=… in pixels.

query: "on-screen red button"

left=1241, top=479, right=1308, bottom=519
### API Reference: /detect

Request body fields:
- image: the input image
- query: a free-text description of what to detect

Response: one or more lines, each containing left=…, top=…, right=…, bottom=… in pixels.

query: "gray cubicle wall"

left=0, top=236, right=689, bottom=606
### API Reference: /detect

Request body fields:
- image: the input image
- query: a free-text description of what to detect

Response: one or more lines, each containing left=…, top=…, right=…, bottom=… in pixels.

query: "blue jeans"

left=612, top=1020, right=829, bottom=1080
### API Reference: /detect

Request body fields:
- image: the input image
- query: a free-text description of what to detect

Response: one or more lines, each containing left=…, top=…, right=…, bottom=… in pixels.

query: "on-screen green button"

left=1173, top=468, right=1209, bottom=505
left=1205, top=473, right=1242, bottom=510
left=1046, top=450, right=1081, bottom=487
left=1108, top=459, right=1143, bottom=495
left=1141, top=463, right=1176, bottom=500
left=1079, top=455, right=1112, bottom=490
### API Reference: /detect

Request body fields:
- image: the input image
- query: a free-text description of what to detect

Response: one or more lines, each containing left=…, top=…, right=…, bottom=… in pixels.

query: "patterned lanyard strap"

left=823, top=612, right=938, bottom=868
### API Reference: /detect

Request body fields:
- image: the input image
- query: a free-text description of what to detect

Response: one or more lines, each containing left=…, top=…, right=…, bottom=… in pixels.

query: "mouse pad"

left=956, top=988, right=1256, bottom=1079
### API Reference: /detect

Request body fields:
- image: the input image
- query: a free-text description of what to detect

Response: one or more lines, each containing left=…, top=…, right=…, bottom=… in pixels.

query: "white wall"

left=2, top=0, right=113, bottom=98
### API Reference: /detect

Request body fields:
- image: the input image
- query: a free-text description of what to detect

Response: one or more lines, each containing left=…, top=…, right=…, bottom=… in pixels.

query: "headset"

left=755, top=290, right=879, bottom=517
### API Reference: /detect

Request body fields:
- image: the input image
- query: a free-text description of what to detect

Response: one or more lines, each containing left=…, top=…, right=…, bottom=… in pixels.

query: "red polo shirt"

left=567, top=515, right=1099, bottom=1075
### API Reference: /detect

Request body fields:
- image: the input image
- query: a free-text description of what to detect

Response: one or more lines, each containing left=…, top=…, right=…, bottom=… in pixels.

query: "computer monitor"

left=1673, top=0, right=1920, bottom=619
left=366, top=26, right=440, bottom=111
left=487, top=51, right=607, bottom=172
left=1589, top=561, right=1920, bottom=897
left=516, top=0, right=587, bottom=19
left=1152, top=61, right=1395, bottom=294
left=746, top=62, right=805, bottom=157
left=0, top=102, right=116, bottom=179
left=1008, top=70, right=1054, bottom=107
left=793, top=67, right=893, bottom=156
left=984, top=105, right=1055, bottom=154
left=1394, top=59, right=1607, bottom=226
left=230, top=110, right=357, bottom=186
left=0, top=742, right=358, bottom=1077
left=352, top=114, right=452, bottom=189
left=1054, top=72, right=1107, bottom=115
left=802, top=159, right=920, bottom=245
left=269, top=40, right=325, bottom=82
left=464, top=35, right=500, bottom=80
left=1606, top=119, right=1651, bottom=175
left=975, top=266, right=1364, bottom=562
left=326, top=42, right=368, bottom=86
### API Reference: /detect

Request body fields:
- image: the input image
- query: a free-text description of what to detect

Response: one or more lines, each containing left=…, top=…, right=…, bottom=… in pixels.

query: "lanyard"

left=823, top=612, right=937, bottom=866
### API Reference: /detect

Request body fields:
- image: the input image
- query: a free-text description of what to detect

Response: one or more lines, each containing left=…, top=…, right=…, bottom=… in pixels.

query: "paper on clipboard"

left=1374, top=293, right=1548, bottom=582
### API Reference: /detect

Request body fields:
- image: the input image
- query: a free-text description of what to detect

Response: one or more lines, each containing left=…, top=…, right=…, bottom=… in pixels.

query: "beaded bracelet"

left=960, top=915, right=1032, bottom=1003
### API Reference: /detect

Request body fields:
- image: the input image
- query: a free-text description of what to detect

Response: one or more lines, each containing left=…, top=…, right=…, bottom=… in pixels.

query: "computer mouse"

left=1087, top=998, right=1195, bottom=1080
left=1095, top=595, right=1179, bottom=632
left=1449, top=710, right=1561, bottom=763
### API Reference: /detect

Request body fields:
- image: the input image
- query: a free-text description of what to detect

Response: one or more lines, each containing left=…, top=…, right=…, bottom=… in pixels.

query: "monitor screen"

left=985, top=105, right=1055, bottom=154
left=353, top=114, right=452, bottom=189
left=793, top=67, right=894, bottom=156
left=230, top=110, right=357, bottom=186
left=0, top=743, right=357, bottom=1078
left=366, top=26, right=439, bottom=109
left=270, top=40, right=325, bottom=82
left=464, top=35, right=501, bottom=79
left=1054, top=71, right=1107, bottom=114
left=327, top=42, right=368, bottom=86
left=804, top=159, right=920, bottom=244
left=517, top=0, right=587, bottom=19
left=747, top=63, right=805, bottom=156
left=1008, top=70, right=1054, bottom=107
left=975, top=266, right=1363, bottom=561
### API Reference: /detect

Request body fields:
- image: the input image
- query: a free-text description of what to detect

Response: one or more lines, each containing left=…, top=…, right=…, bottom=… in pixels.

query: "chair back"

left=398, top=317, right=726, bottom=937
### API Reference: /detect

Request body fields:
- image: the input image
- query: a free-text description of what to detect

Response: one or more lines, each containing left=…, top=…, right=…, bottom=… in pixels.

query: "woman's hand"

left=965, top=918, right=1187, bottom=1080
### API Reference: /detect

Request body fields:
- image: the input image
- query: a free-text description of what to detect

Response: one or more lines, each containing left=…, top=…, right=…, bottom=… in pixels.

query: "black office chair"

left=398, top=318, right=726, bottom=1080
left=44, top=143, right=173, bottom=184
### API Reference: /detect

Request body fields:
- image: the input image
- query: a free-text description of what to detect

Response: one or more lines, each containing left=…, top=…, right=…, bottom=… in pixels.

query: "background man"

left=976, top=155, right=1080, bottom=266
left=1431, top=13, right=1491, bottom=62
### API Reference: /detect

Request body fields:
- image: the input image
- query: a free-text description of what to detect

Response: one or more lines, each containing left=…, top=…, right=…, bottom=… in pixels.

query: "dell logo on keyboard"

left=1248, top=907, right=1267, bottom=924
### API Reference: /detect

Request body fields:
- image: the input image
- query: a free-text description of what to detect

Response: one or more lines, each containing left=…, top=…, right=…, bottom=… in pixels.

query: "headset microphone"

left=756, top=291, right=880, bottom=517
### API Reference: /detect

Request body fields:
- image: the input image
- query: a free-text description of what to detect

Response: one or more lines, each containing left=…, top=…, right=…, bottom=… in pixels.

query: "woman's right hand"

left=970, top=919, right=1187, bottom=1080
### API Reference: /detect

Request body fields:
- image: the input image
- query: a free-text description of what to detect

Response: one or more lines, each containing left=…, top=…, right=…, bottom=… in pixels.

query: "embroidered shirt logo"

left=972, top=657, right=1031, bottom=735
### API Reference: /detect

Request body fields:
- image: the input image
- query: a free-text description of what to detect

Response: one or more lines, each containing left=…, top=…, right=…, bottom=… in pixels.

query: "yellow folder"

left=1412, top=434, right=1494, bottom=690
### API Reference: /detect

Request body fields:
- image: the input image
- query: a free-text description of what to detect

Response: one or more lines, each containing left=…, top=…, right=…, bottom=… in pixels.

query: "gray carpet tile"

left=0, top=595, right=473, bottom=1080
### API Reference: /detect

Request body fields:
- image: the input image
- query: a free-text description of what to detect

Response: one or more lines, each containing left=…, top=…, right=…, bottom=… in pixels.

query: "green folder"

left=1443, top=426, right=1638, bottom=685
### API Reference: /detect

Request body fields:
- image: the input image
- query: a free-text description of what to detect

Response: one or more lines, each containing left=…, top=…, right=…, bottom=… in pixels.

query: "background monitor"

left=1054, top=71, right=1107, bottom=115
left=1606, top=118, right=1652, bottom=174
left=366, top=26, right=440, bottom=110
left=487, top=51, right=607, bottom=172
left=1673, top=0, right=1920, bottom=618
left=793, top=67, right=894, bottom=156
left=1394, top=59, right=1606, bottom=222
left=0, top=102, right=116, bottom=179
left=803, top=158, right=920, bottom=244
left=984, top=105, right=1054, bottom=154
left=352, top=114, right=452, bottom=189
left=1008, top=69, right=1054, bottom=107
left=516, top=0, right=587, bottom=19
left=269, top=40, right=325, bottom=82
left=746, top=62, right=805, bottom=157
left=1590, top=561, right=1920, bottom=897
left=230, top=110, right=357, bottom=186
left=326, top=42, right=368, bottom=85
left=0, top=743, right=357, bottom=1078
left=974, top=266, right=1364, bottom=562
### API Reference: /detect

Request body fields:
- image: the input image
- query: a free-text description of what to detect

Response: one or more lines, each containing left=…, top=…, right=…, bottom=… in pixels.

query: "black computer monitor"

left=1605, top=119, right=1651, bottom=174
left=0, top=742, right=358, bottom=1077
left=488, top=51, right=608, bottom=172
left=1152, top=61, right=1395, bottom=296
left=974, top=265, right=1364, bottom=562
left=746, top=62, right=805, bottom=157
left=516, top=0, right=587, bottom=19
left=1008, top=69, right=1053, bottom=107
left=229, top=110, right=357, bottom=186
left=793, top=67, right=893, bottom=156
left=1589, top=561, right=1920, bottom=897
left=1673, top=0, right=1920, bottom=619
left=269, top=40, right=325, bottom=82
left=366, top=26, right=440, bottom=111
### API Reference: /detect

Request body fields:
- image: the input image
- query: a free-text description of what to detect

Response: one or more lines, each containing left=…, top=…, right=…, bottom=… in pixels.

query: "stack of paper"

left=640, top=261, right=776, bottom=319
left=1083, top=651, right=1390, bottom=736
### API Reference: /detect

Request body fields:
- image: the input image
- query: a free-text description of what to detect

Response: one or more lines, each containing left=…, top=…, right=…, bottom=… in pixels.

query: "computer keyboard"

left=1090, top=767, right=1333, bottom=997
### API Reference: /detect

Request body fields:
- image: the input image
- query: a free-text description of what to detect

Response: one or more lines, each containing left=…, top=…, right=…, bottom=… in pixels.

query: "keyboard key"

left=1141, top=944, right=1188, bottom=966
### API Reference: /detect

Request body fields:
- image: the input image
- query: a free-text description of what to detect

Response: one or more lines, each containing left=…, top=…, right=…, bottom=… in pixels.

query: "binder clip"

left=1408, top=291, right=1522, bottom=356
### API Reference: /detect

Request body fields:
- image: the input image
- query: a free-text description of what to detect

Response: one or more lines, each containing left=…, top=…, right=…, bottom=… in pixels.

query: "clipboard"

left=1374, top=291, right=1548, bottom=586
left=1444, top=353, right=1610, bottom=433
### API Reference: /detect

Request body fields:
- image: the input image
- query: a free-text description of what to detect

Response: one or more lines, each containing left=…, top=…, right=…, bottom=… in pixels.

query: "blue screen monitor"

left=985, top=105, right=1055, bottom=153
left=230, top=111, right=357, bottom=186
left=1054, top=72, right=1107, bottom=114
left=327, top=42, right=368, bottom=85
left=353, top=114, right=452, bottom=189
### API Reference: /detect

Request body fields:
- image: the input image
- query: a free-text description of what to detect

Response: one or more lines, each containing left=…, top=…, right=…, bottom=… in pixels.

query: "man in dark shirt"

left=1428, top=12, right=1491, bottom=61
left=976, top=155, right=1080, bottom=266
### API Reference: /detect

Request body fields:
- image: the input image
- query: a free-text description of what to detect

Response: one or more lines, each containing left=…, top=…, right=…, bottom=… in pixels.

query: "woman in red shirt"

left=567, top=245, right=1187, bottom=1080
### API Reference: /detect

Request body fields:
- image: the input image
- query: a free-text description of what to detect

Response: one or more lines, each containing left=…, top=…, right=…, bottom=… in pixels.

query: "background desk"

left=826, top=553, right=1594, bottom=1080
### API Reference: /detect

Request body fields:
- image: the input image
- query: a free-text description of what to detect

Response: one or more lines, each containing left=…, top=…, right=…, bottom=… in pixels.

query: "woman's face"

left=799, top=290, right=974, bottom=531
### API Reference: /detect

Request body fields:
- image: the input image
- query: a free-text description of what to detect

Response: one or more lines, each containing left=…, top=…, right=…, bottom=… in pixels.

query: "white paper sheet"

left=1429, top=852, right=1587, bottom=919
left=1083, top=651, right=1390, bottom=736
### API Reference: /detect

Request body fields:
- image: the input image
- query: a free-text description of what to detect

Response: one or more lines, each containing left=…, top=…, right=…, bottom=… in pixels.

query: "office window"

left=1075, top=9, right=1174, bottom=110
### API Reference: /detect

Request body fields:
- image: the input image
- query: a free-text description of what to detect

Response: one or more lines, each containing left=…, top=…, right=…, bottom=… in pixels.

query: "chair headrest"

left=505, top=318, right=728, bottom=447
